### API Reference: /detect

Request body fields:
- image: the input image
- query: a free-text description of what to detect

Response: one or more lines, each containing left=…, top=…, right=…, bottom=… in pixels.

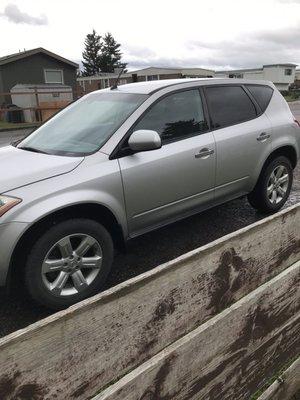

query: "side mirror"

left=128, top=130, right=161, bottom=152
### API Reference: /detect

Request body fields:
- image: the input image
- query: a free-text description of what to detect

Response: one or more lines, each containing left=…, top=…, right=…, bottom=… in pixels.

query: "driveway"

left=289, top=100, right=300, bottom=120
left=0, top=128, right=32, bottom=147
left=0, top=103, right=300, bottom=338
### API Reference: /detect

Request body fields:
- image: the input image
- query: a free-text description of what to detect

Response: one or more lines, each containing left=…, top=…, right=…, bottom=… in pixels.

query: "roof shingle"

left=0, top=47, right=78, bottom=68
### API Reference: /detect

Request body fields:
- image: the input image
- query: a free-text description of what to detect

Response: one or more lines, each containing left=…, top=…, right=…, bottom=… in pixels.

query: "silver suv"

left=0, top=79, right=299, bottom=309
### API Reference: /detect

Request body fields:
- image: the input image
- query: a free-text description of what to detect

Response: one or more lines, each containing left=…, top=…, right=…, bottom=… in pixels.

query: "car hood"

left=0, top=146, right=84, bottom=194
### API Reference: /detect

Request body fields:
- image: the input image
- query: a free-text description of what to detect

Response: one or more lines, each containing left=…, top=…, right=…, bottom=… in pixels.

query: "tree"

left=82, top=29, right=102, bottom=76
left=98, top=32, right=127, bottom=73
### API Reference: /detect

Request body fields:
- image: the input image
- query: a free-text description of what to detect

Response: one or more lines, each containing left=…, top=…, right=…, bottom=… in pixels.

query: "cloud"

left=277, top=0, right=300, bottom=3
left=0, top=3, right=48, bottom=25
left=125, top=56, right=210, bottom=71
left=122, top=23, right=300, bottom=71
left=123, top=45, right=207, bottom=70
left=124, top=45, right=156, bottom=59
left=187, top=25, right=300, bottom=69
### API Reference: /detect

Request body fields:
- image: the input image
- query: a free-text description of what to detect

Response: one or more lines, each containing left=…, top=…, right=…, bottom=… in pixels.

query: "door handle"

left=195, top=148, right=214, bottom=159
left=257, top=132, right=271, bottom=142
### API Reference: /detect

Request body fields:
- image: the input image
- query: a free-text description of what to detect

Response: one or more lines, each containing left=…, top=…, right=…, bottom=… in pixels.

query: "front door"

left=118, top=89, right=216, bottom=236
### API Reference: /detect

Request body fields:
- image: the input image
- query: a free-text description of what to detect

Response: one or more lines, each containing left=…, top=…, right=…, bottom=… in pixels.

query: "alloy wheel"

left=267, top=165, right=289, bottom=205
left=41, top=234, right=103, bottom=296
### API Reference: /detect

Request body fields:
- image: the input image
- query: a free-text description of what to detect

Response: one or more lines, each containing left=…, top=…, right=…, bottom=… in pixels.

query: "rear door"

left=204, top=84, right=273, bottom=202
left=118, top=88, right=216, bottom=236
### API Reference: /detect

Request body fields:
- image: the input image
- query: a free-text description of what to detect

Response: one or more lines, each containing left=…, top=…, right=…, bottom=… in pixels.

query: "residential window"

left=229, top=73, right=243, bottom=78
left=44, top=69, right=64, bottom=84
left=134, top=89, right=208, bottom=143
left=285, top=68, right=292, bottom=76
left=146, top=75, right=159, bottom=81
left=205, top=86, right=257, bottom=129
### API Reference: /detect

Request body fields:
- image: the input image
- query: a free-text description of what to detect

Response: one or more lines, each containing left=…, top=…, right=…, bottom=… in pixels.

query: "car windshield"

left=18, top=91, right=148, bottom=156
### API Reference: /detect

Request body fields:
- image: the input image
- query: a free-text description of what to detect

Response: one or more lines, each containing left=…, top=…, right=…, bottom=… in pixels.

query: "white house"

left=215, top=64, right=297, bottom=91
left=294, top=70, right=300, bottom=87
left=77, top=67, right=215, bottom=94
left=77, top=63, right=298, bottom=94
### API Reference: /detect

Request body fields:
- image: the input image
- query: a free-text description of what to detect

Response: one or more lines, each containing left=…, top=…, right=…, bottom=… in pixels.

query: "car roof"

left=109, top=78, right=274, bottom=95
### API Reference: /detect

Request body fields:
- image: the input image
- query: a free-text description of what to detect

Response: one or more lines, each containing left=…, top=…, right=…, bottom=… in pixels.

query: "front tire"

left=25, top=219, right=114, bottom=310
left=247, top=156, right=293, bottom=213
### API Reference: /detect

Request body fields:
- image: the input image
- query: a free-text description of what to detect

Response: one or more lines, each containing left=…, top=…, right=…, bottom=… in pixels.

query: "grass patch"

left=250, top=355, right=299, bottom=399
left=284, top=94, right=300, bottom=103
left=281, top=90, right=300, bottom=102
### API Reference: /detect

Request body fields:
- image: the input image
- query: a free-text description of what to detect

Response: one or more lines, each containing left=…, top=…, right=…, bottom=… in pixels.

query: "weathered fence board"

left=257, top=356, right=300, bottom=400
left=0, top=204, right=300, bottom=399
left=95, top=262, right=300, bottom=400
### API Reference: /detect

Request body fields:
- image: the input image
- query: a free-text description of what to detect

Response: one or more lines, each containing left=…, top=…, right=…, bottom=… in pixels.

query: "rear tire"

left=25, top=218, right=114, bottom=310
left=247, top=156, right=293, bottom=213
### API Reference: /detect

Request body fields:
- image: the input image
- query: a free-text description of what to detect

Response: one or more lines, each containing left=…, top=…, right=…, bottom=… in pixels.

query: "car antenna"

left=110, top=68, right=125, bottom=90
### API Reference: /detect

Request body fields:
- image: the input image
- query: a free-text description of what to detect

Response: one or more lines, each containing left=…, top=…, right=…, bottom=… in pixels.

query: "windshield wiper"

left=18, top=146, right=49, bottom=154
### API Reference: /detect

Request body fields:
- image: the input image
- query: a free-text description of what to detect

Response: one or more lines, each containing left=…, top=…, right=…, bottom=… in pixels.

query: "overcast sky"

left=0, top=0, right=299, bottom=71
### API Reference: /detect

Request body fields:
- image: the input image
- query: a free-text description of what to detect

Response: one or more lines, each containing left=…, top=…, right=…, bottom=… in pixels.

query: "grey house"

left=0, top=47, right=78, bottom=103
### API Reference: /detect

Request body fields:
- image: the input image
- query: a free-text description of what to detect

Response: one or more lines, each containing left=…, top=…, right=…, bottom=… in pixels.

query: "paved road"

left=289, top=100, right=300, bottom=120
left=0, top=104, right=300, bottom=338
left=0, top=128, right=32, bottom=148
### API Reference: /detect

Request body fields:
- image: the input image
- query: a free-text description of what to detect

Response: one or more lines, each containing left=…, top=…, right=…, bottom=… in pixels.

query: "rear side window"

left=134, top=89, right=208, bottom=143
left=246, top=85, right=273, bottom=112
left=205, top=86, right=257, bottom=129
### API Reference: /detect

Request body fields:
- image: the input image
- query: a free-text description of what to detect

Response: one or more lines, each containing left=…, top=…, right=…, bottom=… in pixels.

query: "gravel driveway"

left=0, top=103, right=300, bottom=338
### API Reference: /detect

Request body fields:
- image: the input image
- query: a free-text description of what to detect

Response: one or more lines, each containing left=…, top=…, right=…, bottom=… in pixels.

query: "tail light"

left=294, top=119, right=300, bottom=128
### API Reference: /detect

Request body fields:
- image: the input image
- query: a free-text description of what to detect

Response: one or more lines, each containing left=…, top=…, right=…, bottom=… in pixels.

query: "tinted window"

left=134, top=89, right=208, bottom=143
left=205, top=86, right=257, bottom=129
left=246, top=85, right=273, bottom=112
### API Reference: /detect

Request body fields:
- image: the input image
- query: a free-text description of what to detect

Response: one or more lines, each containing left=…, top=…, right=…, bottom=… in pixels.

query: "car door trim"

left=132, top=186, right=215, bottom=219
left=215, top=175, right=250, bottom=190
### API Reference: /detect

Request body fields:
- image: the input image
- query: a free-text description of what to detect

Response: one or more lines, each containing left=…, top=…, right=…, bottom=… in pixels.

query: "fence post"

left=34, top=88, right=41, bottom=122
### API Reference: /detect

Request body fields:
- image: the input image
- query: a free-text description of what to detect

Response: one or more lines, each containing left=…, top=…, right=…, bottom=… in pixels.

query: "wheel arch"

left=7, top=203, right=125, bottom=291
left=265, top=145, right=298, bottom=169
left=250, top=145, right=297, bottom=194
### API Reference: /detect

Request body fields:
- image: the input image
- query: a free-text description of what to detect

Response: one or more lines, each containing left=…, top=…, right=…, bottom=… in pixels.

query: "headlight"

left=0, top=196, right=22, bottom=217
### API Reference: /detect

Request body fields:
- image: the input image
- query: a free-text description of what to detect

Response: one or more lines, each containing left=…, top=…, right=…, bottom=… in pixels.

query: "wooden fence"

left=257, top=357, right=300, bottom=400
left=0, top=203, right=299, bottom=400
left=0, top=89, right=76, bottom=124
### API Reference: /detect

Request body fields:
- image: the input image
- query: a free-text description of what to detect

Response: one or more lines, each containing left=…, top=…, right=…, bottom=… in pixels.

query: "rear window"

left=246, top=85, right=273, bottom=112
left=205, top=86, right=257, bottom=129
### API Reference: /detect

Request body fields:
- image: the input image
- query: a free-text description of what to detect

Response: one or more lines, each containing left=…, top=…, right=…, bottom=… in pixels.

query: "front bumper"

left=0, top=222, right=29, bottom=286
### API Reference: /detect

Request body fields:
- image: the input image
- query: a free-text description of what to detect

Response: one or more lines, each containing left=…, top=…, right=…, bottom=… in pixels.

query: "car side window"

left=205, top=86, right=257, bottom=129
left=134, top=89, right=208, bottom=143
left=246, top=85, right=274, bottom=112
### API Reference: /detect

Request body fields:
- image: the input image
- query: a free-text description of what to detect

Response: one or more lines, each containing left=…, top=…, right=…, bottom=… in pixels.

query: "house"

left=294, top=70, right=300, bottom=88
left=0, top=47, right=79, bottom=103
left=215, top=64, right=297, bottom=91
left=77, top=66, right=215, bottom=94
